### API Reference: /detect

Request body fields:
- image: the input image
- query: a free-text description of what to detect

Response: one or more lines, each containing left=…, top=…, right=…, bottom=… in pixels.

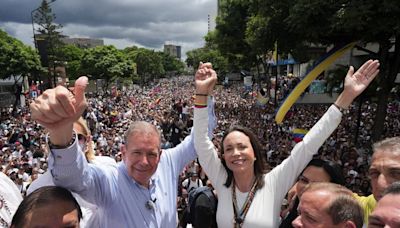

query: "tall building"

left=164, top=43, right=181, bottom=60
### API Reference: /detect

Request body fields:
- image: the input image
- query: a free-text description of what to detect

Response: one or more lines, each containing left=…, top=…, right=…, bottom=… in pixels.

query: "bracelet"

left=195, top=93, right=208, bottom=97
left=194, top=103, right=207, bottom=108
left=48, top=134, right=76, bottom=149
left=333, top=103, right=347, bottom=113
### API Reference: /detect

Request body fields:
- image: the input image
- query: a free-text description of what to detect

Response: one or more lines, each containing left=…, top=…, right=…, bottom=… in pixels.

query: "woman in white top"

left=193, top=60, right=379, bottom=227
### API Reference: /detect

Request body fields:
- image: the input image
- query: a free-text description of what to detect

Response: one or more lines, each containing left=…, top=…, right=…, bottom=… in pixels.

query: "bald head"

left=293, top=183, right=363, bottom=228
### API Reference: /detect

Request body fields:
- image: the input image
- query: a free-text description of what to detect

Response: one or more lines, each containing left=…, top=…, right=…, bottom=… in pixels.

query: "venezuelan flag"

left=292, top=128, right=308, bottom=143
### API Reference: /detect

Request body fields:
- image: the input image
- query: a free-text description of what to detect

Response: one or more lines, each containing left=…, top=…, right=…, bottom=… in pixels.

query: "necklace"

left=231, top=178, right=258, bottom=228
left=0, top=194, right=12, bottom=227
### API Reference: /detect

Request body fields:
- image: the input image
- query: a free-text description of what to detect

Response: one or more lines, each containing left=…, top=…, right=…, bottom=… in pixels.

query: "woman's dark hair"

left=220, top=125, right=268, bottom=190
left=279, top=159, right=345, bottom=228
left=11, top=186, right=82, bottom=227
left=305, top=159, right=345, bottom=185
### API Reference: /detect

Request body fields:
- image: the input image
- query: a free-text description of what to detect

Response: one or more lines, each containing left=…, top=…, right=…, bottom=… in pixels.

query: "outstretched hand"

left=335, top=59, right=379, bottom=109
left=30, top=76, right=88, bottom=132
left=344, top=59, right=380, bottom=97
left=195, top=62, right=217, bottom=95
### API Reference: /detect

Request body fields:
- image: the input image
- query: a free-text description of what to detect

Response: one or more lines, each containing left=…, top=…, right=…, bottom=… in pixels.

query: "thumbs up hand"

left=30, top=76, right=88, bottom=146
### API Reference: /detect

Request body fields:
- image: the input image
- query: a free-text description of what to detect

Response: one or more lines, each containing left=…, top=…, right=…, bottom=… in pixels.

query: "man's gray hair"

left=303, top=183, right=364, bottom=228
left=124, top=121, right=161, bottom=148
left=328, top=195, right=364, bottom=228
left=373, top=136, right=400, bottom=154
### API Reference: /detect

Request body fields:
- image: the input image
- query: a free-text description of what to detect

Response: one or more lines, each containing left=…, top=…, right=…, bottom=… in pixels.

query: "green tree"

left=285, top=0, right=400, bottom=141
left=216, top=0, right=399, bottom=140
left=58, top=44, right=84, bottom=79
left=186, top=47, right=228, bottom=82
left=213, top=0, right=255, bottom=71
left=161, top=52, right=185, bottom=76
left=125, top=48, right=164, bottom=85
left=33, top=0, right=64, bottom=86
left=80, top=45, right=133, bottom=90
left=0, top=29, right=42, bottom=109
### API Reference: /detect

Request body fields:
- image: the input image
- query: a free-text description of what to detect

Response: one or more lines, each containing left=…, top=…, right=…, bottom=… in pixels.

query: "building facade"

left=164, top=44, right=181, bottom=60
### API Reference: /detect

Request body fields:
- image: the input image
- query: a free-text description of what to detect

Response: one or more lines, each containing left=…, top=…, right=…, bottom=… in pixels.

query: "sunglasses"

left=77, top=134, right=87, bottom=142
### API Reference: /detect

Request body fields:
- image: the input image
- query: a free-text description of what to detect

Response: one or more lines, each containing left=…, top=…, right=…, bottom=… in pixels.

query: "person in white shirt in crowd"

left=0, top=172, right=22, bottom=227
left=182, top=172, right=203, bottom=192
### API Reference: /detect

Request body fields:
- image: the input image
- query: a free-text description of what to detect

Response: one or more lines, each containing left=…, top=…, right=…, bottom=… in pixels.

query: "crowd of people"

left=0, top=59, right=399, bottom=227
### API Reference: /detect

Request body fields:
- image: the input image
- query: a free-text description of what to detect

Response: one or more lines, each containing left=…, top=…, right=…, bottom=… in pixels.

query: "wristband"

left=333, top=103, right=347, bottom=113
left=195, top=93, right=208, bottom=97
left=47, top=133, right=76, bottom=149
left=194, top=103, right=207, bottom=108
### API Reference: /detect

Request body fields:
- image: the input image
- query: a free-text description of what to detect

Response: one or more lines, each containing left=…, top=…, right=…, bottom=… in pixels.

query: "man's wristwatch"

left=47, top=134, right=76, bottom=149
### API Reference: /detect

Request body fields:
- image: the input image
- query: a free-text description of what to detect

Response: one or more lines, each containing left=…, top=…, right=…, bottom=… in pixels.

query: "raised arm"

left=192, top=63, right=227, bottom=186
left=30, top=77, right=113, bottom=206
left=270, top=59, right=380, bottom=199
left=164, top=90, right=217, bottom=175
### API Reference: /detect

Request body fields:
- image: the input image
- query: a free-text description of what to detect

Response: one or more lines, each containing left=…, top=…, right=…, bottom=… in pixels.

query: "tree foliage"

left=213, top=0, right=254, bottom=71
left=161, top=52, right=185, bottom=76
left=0, top=29, right=42, bottom=80
left=186, top=47, right=228, bottom=76
left=80, top=45, right=133, bottom=89
left=125, top=48, right=165, bottom=85
left=215, top=0, right=400, bottom=141
left=33, top=0, right=64, bottom=67
left=0, top=29, right=42, bottom=110
left=57, top=44, right=84, bottom=79
left=284, top=0, right=400, bottom=141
